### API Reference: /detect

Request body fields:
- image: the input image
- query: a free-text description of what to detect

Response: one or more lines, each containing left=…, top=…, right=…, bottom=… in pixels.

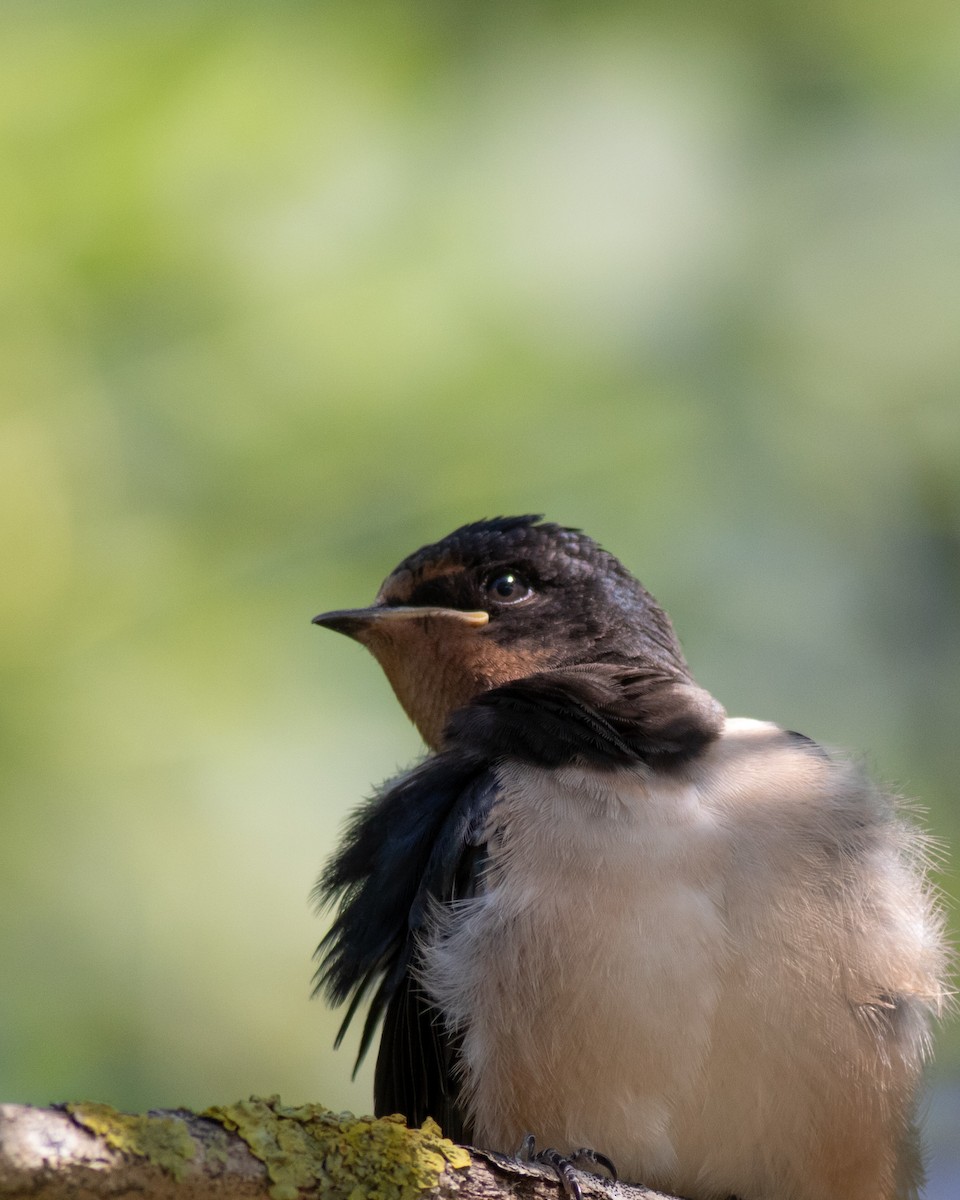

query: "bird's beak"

left=312, top=605, right=489, bottom=642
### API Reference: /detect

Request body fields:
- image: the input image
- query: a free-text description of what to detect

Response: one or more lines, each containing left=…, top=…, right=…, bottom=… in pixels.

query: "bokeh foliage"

left=1, top=0, right=957, bottom=1158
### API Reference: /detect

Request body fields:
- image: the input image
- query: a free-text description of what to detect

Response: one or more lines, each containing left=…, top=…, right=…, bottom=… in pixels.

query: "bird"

left=311, top=515, right=949, bottom=1200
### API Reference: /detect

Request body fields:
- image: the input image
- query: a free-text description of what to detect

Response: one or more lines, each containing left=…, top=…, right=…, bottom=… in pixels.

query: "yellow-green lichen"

left=203, top=1095, right=471, bottom=1200
left=67, top=1102, right=196, bottom=1182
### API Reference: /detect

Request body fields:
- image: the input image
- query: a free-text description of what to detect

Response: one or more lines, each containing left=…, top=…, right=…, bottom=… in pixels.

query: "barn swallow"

left=312, top=516, right=949, bottom=1200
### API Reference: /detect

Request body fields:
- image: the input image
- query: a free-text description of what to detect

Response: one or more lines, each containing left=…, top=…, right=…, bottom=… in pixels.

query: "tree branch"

left=0, top=1098, right=679, bottom=1200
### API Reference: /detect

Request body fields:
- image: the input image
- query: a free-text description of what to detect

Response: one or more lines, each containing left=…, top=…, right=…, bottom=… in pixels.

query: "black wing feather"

left=314, top=750, right=497, bottom=1130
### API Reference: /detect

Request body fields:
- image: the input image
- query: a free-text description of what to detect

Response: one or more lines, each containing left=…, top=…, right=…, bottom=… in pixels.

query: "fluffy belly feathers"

left=418, top=721, right=944, bottom=1200
left=421, top=755, right=729, bottom=1183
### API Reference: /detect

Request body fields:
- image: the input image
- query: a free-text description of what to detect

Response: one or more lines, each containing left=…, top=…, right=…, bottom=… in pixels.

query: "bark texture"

left=0, top=1100, right=677, bottom=1200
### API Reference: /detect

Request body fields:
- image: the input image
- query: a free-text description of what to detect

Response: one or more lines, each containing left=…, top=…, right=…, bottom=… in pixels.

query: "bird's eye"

left=485, top=572, right=533, bottom=604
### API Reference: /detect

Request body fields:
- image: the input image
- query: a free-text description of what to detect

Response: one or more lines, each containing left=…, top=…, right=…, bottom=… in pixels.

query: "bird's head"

left=313, top=515, right=696, bottom=750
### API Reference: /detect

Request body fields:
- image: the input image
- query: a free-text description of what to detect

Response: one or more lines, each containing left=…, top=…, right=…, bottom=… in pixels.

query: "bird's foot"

left=518, top=1134, right=618, bottom=1200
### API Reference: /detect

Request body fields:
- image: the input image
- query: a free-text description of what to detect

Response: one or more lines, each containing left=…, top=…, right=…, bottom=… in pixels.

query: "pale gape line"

left=313, top=516, right=950, bottom=1200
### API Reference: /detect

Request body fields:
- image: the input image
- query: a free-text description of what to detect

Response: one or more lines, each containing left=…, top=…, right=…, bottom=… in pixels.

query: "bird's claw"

left=518, top=1134, right=618, bottom=1200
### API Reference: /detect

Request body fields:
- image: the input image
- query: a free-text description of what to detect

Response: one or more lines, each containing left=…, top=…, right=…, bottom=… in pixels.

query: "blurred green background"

left=2, top=0, right=958, bottom=1190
